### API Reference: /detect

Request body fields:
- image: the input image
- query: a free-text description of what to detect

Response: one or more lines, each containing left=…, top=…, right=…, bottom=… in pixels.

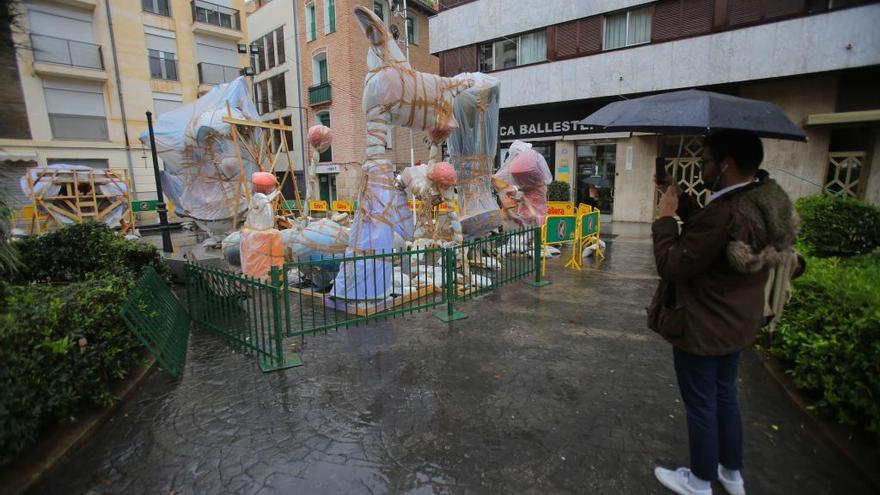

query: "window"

left=406, top=12, right=418, bottom=45
left=148, top=49, right=178, bottom=80
left=255, top=73, right=286, bottom=114
left=265, top=29, right=276, bottom=70
left=317, top=112, right=332, bottom=162
left=478, top=30, right=546, bottom=71
left=373, top=1, right=385, bottom=22
left=43, top=80, right=108, bottom=140
left=251, top=28, right=284, bottom=75
left=153, top=92, right=182, bottom=116
left=603, top=7, right=652, bottom=50
left=324, top=0, right=336, bottom=34
left=141, top=0, right=170, bottom=16
left=312, top=53, right=328, bottom=85
left=306, top=3, right=316, bottom=41
left=275, top=27, right=285, bottom=64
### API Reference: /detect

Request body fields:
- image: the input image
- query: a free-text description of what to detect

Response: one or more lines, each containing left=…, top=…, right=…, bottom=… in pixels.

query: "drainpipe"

left=291, top=0, right=310, bottom=203
left=103, top=0, right=137, bottom=198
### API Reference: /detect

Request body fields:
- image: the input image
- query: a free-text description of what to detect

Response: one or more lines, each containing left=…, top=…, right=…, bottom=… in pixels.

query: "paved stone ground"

left=37, top=223, right=874, bottom=494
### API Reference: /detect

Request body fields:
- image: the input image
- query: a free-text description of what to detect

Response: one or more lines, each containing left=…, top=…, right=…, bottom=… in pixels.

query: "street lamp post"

left=145, top=110, right=173, bottom=253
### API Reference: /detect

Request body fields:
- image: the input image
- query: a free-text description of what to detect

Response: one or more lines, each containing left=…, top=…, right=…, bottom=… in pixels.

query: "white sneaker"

left=717, top=465, right=746, bottom=495
left=654, top=467, right=713, bottom=495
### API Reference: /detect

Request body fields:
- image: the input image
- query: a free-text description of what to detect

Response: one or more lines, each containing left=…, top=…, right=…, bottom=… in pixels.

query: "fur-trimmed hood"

left=726, top=171, right=799, bottom=274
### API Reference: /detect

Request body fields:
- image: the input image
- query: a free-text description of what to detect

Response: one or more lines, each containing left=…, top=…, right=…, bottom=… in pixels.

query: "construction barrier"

left=542, top=214, right=581, bottom=275
left=577, top=204, right=605, bottom=260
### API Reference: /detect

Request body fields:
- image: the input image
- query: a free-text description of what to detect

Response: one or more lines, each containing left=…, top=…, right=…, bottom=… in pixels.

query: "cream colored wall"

left=740, top=76, right=836, bottom=200
left=611, top=136, right=657, bottom=223
left=6, top=0, right=248, bottom=205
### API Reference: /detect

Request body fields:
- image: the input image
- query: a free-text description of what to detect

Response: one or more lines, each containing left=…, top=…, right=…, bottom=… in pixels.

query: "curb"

left=0, top=356, right=157, bottom=495
left=753, top=349, right=880, bottom=491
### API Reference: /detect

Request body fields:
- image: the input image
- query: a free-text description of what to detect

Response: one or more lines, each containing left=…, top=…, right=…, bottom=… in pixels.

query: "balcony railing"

left=308, top=82, right=331, bottom=105
left=191, top=0, right=241, bottom=30
left=198, top=62, right=239, bottom=85
left=31, top=33, right=103, bottom=70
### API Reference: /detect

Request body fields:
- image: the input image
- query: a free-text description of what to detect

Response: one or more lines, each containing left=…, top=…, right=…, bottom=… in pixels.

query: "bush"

left=796, top=194, right=880, bottom=258
left=9, top=222, right=169, bottom=284
left=547, top=180, right=571, bottom=201
left=765, top=253, right=880, bottom=432
left=0, top=277, right=142, bottom=465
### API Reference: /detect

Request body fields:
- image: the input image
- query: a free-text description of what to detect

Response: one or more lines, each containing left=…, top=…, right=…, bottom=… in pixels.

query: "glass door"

left=575, top=142, right=616, bottom=213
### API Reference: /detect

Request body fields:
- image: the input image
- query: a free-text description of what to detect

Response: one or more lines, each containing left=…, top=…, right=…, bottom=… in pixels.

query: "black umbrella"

left=581, top=89, right=807, bottom=142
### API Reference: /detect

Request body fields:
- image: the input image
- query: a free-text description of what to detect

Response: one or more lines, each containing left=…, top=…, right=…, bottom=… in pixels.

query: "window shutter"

left=652, top=0, right=681, bottom=41
left=764, top=0, right=803, bottom=19
left=577, top=17, right=602, bottom=54
left=555, top=21, right=578, bottom=59
left=727, top=0, right=762, bottom=25
left=680, top=0, right=713, bottom=36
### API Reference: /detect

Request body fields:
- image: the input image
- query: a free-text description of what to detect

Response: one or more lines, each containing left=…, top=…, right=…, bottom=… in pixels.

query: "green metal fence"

left=183, top=227, right=546, bottom=371
left=121, top=266, right=190, bottom=378
left=185, top=263, right=301, bottom=372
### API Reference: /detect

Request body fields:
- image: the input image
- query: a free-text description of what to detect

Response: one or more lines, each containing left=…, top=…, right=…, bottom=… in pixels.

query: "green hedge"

left=0, top=278, right=141, bottom=465
left=796, top=194, right=880, bottom=258
left=9, top=222, right=170, bottom=284
left=547, top=180, right=571, bottom=202
left=0, top=222, right=168, bottom=466
left=766, top=253, right=880, bottom=432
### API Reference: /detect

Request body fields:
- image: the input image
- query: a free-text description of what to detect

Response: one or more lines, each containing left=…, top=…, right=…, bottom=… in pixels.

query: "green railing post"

left=526, top=226, right=551, bottom=287
left=260, top=265, right=302, bottom=372
left=436, top=244, right=466, bottom=322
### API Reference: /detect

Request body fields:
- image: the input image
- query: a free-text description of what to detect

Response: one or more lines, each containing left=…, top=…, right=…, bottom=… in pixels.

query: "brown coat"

left=647, top=172, right=798, bottom=356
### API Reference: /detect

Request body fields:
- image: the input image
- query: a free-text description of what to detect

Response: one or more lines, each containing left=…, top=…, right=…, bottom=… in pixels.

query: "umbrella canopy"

left=581, top=89, right=807, bottom=142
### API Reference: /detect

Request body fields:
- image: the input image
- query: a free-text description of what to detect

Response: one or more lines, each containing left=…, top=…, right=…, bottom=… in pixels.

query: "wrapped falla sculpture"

left=239, top=172, right=284, bottom=280
left=492, top=140, right=552, bottom=229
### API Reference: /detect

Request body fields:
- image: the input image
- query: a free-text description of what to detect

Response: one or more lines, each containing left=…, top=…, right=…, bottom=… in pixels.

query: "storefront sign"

left=315, top=164, right=341, bottom=174
left=332, top=200, right=352, bottom=212
left=547, top=201, right=574, bottom=216
left=309, top=200, right=328, bottom=211
left=500, top=102, right=606, bottom=140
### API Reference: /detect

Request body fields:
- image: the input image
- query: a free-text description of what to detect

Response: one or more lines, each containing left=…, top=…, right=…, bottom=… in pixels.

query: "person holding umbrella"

left=583, top=90, right=804, bottom=495
left=649, top=130, right=798, bottom=495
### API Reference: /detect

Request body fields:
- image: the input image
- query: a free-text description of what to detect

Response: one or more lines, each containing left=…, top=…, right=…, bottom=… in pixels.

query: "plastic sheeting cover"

left=138, top=77, right=261, bottom=223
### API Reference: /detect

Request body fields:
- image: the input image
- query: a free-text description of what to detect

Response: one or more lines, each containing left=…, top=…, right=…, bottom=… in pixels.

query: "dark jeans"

left=673, top=346, right=743, bottom=481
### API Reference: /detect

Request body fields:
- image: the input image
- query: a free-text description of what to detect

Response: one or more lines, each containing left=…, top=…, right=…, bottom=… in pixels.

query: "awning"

left=0, top=149, right=38, bottom=162
left=806, top=109, right=880, bottom=126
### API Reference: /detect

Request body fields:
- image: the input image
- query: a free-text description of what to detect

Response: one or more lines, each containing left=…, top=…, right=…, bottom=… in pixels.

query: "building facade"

left=292, top=0, right=438, bottom=203
left=431, top=0, right=880, bottom=222
left=0, top=0, right=250, bottom=222
left=246, top=0, right=307, bottom=200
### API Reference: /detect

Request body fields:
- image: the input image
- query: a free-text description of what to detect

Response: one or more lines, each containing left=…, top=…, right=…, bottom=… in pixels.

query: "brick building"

left=248, top=0, right=438, bottom=204
left=431, top=0, right=880, bottom=222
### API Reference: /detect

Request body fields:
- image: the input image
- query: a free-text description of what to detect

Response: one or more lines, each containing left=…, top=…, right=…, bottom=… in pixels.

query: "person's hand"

left=658, top=185, right=679, bottom=218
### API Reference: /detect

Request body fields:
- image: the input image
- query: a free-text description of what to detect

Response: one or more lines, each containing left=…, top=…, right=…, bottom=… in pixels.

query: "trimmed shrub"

left=0, top=277, right=141, bottom=465
left=547, top=180, right=571, bottom=202
left=796, top=194, right=880, bottom=258
left=0, top=223, right=168, bottom=466
left=765, top=253, right=880, bottom=432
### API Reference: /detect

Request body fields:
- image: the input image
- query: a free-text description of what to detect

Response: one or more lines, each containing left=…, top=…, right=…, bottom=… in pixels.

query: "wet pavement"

left=36, top=223, right=874, bottom=494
